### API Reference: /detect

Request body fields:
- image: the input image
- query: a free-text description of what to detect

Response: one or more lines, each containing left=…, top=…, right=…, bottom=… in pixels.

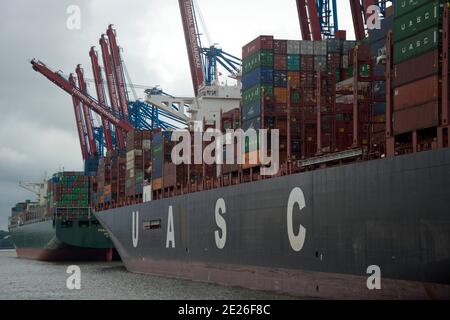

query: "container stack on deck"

left=84, top=1, right=450, bottom=209
left=48, top=172, right=90, bottom=219
left=125, top=130, right=152, bottom=202
left=241, top=35, right=377, bottom=162
left=391, top=0, right=448, bottom=153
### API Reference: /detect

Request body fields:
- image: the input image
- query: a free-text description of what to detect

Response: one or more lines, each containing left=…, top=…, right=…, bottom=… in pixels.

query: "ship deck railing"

left=94, top=147, right=366, bottom=211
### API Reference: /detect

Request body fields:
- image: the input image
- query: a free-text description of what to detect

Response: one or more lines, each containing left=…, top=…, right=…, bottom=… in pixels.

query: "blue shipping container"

left=273, top=70, right=287, bottom=87
left=242, top=67, right=274, bottom=91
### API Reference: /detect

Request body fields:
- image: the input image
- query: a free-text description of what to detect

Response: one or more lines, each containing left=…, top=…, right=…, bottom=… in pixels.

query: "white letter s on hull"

left=215, top=198, right=227, bottom=249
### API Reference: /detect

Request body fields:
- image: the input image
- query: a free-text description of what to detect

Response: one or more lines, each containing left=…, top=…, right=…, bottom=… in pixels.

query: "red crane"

left=178, top=0, right=204, bottom=96
left=296, top=0, right=322, bottom=40
left=89, top=47, right=114, bottom=152
left=68, top=74, right=89, bottom=160
left=106, top=25, right=129, bottom=119
left=31, top=59, right=134, bottom=133
left=76, top=65, right=98, bottom=156
left=99, top=34, right=126, bottom=148
left=349, top=0, right=366, bottom=40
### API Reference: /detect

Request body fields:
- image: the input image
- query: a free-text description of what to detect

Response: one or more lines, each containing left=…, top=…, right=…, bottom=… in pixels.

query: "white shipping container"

left=126, top=149, right=143, bottom=161
left=314, top=41, right=327, bottom=56
left=287, top=40, right=301, bottom=54
left=142, top=140, right=151, bottom=150
left=126, top=159, right=137, bottom=170
left=300, top=40, right=314, bottom=55
left=341, top=55, right=349, bottom=69
left=143, top=185, right=152, bottom=202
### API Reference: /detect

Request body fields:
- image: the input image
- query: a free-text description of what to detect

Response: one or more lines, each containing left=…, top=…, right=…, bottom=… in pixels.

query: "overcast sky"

left=0, top=0, right=355, bottom=230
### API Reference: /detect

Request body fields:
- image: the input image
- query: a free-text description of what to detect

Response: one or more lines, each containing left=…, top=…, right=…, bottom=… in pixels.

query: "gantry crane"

left=178, top=0, right=241, bottom=97
left=296, top=0, right=338, bottom=40
left=297, top=0, right=393, bottom=40
left=68, top=74, right=89, bottom=160
left=75, top=65, right=98, bottom=157
left=31, top=59, right=134, bottom=132
left=99, top=32, right=126, bottom=149
left=106, top=25, right=129, bottom=119
left=31, top=25, right=189, bottom=162
left=19, top=181, right=48, bottom=206
left=89, top=47, right=114, bottom=152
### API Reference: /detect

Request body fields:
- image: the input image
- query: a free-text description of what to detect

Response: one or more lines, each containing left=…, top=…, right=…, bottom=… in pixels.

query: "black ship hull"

left=96, top=148, right=450, bottom=299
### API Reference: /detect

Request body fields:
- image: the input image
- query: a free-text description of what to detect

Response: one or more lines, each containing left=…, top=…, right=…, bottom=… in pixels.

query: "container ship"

left=27, top=1, right=449, bottom=298
left=8, top=172, right=116, bottom=261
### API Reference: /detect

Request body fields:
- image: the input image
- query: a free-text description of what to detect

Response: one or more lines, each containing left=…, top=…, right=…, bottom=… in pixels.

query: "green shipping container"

left=335, top=70, right=341, bottom=82
left=348, top=64, right=370, bottom=77
left=292, top=91, right=301, bottom=103
left=287, top=55, right=300, bottom=71
left=393, top=27, right=439, bottom=64
left=395, top=0, right=446, bottom=18
left=242, top=85, right=274, bottom=106
left=394, top=1, right=443, bottom=43
left=242, top=50, right=274, bottom=75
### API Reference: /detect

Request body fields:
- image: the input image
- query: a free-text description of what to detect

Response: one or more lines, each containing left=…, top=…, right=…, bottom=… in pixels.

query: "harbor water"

left=0, top=250, right=302, bottom=300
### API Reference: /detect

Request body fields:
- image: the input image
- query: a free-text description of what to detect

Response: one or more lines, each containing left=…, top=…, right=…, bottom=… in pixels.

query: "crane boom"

left=76, top=65, right=98, bottom=156
left=106, top=25, right=129, bottom=118
left=89, top=47, right=114, bottom=151
left=31, top=59, right=134, bottom=132
left=178, top=0, right=204, bottom=96
left=99, top=35, right=126, bottom=148
left=296, top=0, right=323, bottom=40
left=349, top=0, right=366, bottom=40
left=68, top=74, right=89, bottom=160
left=296, top=0, right=312, bottom=40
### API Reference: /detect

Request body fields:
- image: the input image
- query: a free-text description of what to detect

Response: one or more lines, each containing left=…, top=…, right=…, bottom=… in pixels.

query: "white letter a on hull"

left=166, top=206, right=175, bottom=248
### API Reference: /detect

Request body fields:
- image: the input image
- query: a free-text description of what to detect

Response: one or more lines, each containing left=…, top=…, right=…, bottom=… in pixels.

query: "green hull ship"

left=8, top=172, right=116, bottom=261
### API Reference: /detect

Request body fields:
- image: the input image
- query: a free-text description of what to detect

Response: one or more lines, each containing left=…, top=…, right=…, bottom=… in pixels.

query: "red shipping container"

left=393, top=49, right=440, bottom=88
left=393, top=75, right=439, bottom=111
left=273, top=39, right=287, bottom=55
left=348, top=44, right=370, bottom=66
left=327, top=52, right=341, bottom=71
left=274, top=54, right=287, bottom=70
left=393, top=101, right=439, bottom=135
left=242, top=35, right=274, bottom=59
left=335, top=30, right=347, bottom=40
left=301, top=55, right=314, bottom=72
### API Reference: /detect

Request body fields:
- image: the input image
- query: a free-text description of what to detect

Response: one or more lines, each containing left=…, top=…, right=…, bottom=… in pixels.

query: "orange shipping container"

left=393, top=101, right=439, bottom=135
left=274, top=87, right=288, bottom=104
left=393, top=75, right=439, bottom=111
left=152, top=177, right=162, bottom=190
left=287, top=71, right=301, bottom=88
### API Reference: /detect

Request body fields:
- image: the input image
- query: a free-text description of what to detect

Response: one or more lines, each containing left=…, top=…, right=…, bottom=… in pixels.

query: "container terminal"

left=8, top=0, right=450, bottom=298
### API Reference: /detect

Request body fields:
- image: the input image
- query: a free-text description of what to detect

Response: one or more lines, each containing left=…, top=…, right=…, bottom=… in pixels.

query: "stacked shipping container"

left=393, top=0, right=445, bottom=136
left=241, top=35, right=360, bottom=160
left=48, top=172, right=90, bottom=218
left=125, top=130, right=151, bottom=199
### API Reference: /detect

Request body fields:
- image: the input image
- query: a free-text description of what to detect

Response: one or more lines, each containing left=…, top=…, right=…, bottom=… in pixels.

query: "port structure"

left=31, top=26, right=188, bottom=162
left=177, top=0, right=242, bottom=125
left=296, top=1, right=394, bottom=40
